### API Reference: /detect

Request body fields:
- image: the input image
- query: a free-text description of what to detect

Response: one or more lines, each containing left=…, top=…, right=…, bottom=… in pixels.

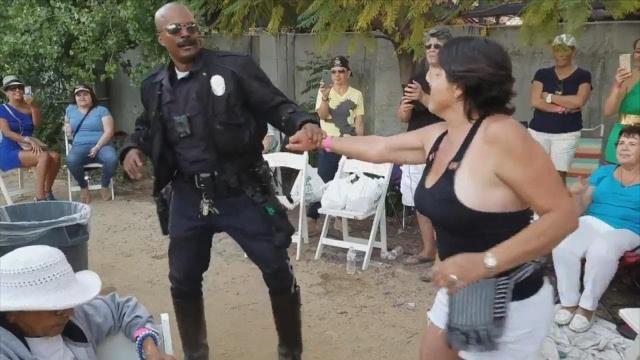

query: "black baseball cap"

left=330, top=56, right=350, bottom=70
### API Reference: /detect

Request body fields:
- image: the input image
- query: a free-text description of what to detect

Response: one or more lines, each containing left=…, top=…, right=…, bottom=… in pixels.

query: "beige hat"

left=2, top=75, right=24, bottom=90
left=552, top=34, right=577, bottom=48
left=0, top=245, right=101, bottom=311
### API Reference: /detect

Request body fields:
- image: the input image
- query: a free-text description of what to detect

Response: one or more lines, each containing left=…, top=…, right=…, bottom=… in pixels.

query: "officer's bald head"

left=155, top=2, right=194, bottom=32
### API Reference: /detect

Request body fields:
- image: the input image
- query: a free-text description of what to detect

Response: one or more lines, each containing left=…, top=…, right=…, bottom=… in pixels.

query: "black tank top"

left=414, top=119, right=543, bottom=300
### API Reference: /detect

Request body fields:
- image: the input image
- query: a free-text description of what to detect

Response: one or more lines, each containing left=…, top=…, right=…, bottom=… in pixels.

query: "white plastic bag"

left=320, top=174, right=356, bottom=210
left=345, top=173, right=385, bottom=213
left=290, top=166, right=326, bottom=204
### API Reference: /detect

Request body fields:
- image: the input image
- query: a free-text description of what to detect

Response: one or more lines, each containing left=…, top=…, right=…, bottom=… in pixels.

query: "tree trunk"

left=397, top=51, right=424, bottom=85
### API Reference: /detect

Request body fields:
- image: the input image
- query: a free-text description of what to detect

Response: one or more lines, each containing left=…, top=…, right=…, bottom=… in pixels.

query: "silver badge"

left=210, top=75, right=226, bottom=96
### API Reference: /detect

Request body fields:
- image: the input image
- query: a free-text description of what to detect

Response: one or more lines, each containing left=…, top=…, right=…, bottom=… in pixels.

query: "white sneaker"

left=554, top=308, right=574, bottom=325
left=569, top=313, right=594, bottom=333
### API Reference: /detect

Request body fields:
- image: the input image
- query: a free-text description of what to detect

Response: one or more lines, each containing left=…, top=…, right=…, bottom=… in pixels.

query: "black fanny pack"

left=447, top=262, right=541, bottom=352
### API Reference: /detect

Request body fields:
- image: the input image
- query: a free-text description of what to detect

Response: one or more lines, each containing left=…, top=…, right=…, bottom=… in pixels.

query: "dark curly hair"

left=619, top=124, right=640, bottom=142
left=438, top=36, right=516, bottom=122
left=72, top=84, right=98, bottom=108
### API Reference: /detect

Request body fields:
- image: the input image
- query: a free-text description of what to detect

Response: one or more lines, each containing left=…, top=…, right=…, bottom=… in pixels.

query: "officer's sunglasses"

left=4, top=85, right=24, bottom=92
left=164, top=22, right=199, bottom=36
left=331, top=69, right=347, bottom=74
left=425, top=43, right=442, bottom=50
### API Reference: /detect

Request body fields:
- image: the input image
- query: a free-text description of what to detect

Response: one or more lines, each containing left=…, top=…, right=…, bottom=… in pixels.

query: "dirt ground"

left=2, top=170, right=637, bottom=359
left=2, top=172, right=435, bottom=359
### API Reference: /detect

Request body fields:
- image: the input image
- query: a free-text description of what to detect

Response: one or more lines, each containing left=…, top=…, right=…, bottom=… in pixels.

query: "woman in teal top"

left=603, top=38, right=640, bottom=163
left=552, top=125, right=640, bottom=333
left=63, top=84, right=117, bottom=203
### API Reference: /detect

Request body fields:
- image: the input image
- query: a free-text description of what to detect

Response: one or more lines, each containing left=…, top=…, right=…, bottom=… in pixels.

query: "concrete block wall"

left=109, top=21, right=639, bottom=139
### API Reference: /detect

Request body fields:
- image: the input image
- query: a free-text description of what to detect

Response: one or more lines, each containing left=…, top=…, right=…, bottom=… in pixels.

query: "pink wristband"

left=133, top=326, right=156, bottom=341
left=321, top=136, right=333, bottom=152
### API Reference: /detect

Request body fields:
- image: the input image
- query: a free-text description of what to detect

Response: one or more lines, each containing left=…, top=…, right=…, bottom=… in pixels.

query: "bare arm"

left=30, top=105, right=41, bottom=128
left=549, top=83, right=592, bottom=109
left=95, top=115, right=115, bottom=149
left=603, top=68, right=633, bottom=116
left=397, top=99, right=414, bottom=123
left=530, top=81, right=564, bottom=112
left=354, top=115, right=364, bottom=136
left=487, top=120, right=578, bottom=274
left=328, top=123, right=444, bottom=165
left=316, top=84, right=332, bottom=121
left=0, top=117, right=29, bottom=143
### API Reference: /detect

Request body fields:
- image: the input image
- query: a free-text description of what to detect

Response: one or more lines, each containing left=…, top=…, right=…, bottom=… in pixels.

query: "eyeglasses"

left=331, top=69, right=347, bottom=74
left=425, top=43, right=442, bottom=50
left=555, top=81, right=564, bottom=95
left=164, top=22, right=199, bottom=36
left=4, top=85, right=24, bottom=92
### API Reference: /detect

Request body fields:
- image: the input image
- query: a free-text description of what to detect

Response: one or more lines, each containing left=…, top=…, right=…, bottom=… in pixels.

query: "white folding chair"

left=263, top=151, right=310, bottom=260
left=96, top=312, right=173, bottom=359
left=0, top=132, right=29, bottom=204
left=315, top=156, right=392, bottom=270
left=0, top=169, right=30, bottom=205
left=64, top=132, right=115, bottom=201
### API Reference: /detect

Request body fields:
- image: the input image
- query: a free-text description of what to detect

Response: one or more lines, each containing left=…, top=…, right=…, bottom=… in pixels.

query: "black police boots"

left=270, top=286, right=303, bottom=360
left=172, top=296, right=210, bottom=360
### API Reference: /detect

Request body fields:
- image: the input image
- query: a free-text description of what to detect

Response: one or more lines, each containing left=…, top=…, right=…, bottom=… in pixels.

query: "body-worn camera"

left=172, top=115, right=192, bottom=138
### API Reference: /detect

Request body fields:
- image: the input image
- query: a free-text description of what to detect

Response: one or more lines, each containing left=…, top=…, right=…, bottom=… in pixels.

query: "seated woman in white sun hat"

left=0, top=245, right=175, bottom=360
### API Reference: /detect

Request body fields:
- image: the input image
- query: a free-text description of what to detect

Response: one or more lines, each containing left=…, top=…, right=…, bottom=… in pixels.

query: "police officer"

left=120, top=3, right=324, bottom=359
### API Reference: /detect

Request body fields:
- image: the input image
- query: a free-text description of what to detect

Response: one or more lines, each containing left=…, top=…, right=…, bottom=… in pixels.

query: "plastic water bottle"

left=346, top=247, right=357, bottom=274
left=382, top=246, right=404, bottom=260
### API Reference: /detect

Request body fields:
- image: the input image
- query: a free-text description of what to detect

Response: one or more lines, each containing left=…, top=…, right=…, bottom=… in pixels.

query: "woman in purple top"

left=0, top=75, right=61, bottom=201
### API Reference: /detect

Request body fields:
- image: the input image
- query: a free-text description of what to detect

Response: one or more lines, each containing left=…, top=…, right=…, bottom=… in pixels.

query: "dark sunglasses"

left=4, top=85, right=24, bottom=92
left=164, top=22, right=199, bottom=36
left=425, top=43, right=442, bottom=50
left=331, top=69, right=347, bottom=74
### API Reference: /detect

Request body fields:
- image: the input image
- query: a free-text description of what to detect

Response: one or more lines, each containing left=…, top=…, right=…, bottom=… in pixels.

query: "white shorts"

left=400, top=164, right=426, bottom=207
left=528, top=129, right=581, bottom=172
left=427, top=279, right=554, bottom=360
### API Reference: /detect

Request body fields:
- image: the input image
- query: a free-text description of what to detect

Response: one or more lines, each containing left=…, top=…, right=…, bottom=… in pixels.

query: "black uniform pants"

left=168, top=178, right=296, bottom=301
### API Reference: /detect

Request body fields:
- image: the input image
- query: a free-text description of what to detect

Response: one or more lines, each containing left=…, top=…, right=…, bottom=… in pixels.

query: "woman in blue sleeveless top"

left=288, top=37, right=578, bottom=359
left=0, top=75, right=61, bottom=201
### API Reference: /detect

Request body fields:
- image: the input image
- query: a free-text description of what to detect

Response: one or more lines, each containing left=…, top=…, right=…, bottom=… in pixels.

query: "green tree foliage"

left=195, top=0, right=639, bottom=83
left=0, top=0, right=166, bottom=149
left=519, top=0, right=640, bottom=46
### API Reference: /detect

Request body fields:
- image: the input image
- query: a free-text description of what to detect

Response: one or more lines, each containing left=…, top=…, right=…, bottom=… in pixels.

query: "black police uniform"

left=120, top=49, right=317, bottom=360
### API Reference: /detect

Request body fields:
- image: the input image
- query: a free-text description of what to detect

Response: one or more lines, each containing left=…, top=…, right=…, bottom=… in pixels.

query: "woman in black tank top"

left=288, top=37, right=577, bottom=359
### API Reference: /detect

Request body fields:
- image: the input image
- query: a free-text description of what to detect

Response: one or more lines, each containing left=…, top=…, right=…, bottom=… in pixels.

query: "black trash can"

left=0, top=201, right=91, bottom=271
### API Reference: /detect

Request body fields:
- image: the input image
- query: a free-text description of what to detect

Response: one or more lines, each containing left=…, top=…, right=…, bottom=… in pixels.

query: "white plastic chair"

left=263, top=151, right=310, bottom=260
left=64, top=131, right=115, bottom=201
left=315, top=156, right=392, bottom=270
left=96, top=313, right=173, bottom=359
left=0, top=169, right=28, bottom=205
left=619, top=308, right=640, bottom=360
left=0, top=133, right=31, bottom=204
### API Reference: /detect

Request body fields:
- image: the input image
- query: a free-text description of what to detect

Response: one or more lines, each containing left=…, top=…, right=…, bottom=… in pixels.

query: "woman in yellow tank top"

left=603, top=38, right=640, bottom=163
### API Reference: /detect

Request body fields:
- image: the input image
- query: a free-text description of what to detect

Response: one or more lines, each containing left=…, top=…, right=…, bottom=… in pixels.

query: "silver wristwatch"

left=483, top=251, right=498, bottom=276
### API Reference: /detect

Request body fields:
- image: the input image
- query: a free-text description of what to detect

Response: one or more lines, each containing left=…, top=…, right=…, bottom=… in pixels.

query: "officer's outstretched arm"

left=235, top=56, right=319, bottom=136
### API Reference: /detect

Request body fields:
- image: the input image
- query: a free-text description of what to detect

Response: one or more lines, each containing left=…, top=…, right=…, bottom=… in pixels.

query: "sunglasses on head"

left=331, top=69, right=347, bottom=74
left=4, top=85, right=23, bottom=92
left=425, top=43, right=442, bottom=50
left=164, top=22, right=199, bottom=36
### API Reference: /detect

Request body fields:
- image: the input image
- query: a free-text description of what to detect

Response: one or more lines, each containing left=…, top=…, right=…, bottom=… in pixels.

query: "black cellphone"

left=321, top=69, right=333, bottom=87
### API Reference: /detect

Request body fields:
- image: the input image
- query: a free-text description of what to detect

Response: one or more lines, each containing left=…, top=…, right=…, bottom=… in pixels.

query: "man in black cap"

left=120, top=3, right=324, bottom=359
left=307, top=55, right=365, bottom=233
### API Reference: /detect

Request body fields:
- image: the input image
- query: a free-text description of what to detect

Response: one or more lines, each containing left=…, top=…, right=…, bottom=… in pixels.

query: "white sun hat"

left=0, top=245, right=101, bottom=311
